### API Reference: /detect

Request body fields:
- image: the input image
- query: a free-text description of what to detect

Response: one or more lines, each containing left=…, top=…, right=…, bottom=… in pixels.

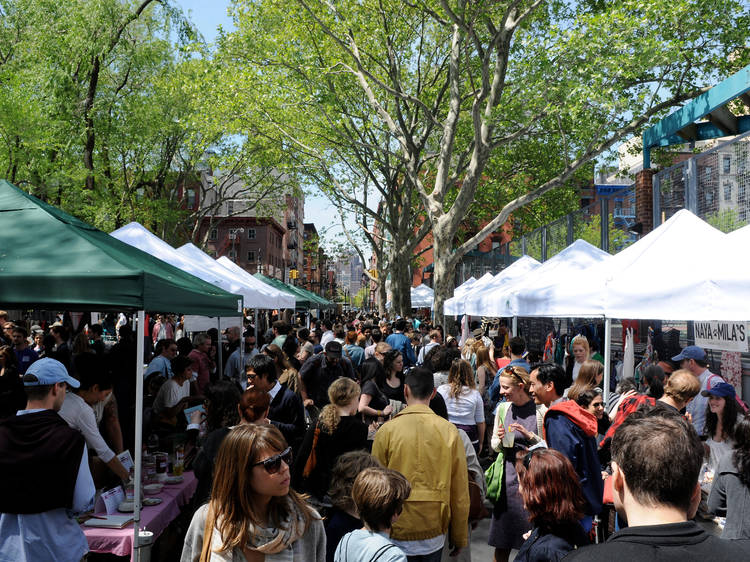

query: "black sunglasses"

left=522, top=449, right=537, bottom=471
left=252, top=447, right=292, bottom=474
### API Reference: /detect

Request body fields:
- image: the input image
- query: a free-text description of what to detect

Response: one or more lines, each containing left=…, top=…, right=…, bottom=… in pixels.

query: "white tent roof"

left=443, top=274, right=487, bottom=315
left=177, top=244, right=295, bottom=309
left=469, top=241, right=608, bottom=317
left=444, top=272, right=496, bottom=316
left=411, top=283, right=435, bottom=308
left=511, top=243, right=613, bottom=318
left=111, top=222, right=262, bottom=309
left=605, top=210, right=735, bottom=320
left=463, top=255, right=542, bottom=316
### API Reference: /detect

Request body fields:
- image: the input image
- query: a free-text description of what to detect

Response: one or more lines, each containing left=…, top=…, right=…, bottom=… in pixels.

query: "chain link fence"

left=654, top=129, right=750, bottom=232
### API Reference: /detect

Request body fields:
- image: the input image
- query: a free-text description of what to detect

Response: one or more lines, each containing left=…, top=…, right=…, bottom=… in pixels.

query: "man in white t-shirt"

left=152, top=355, right=198, bottom=425
left=58, top=355, right=129, bottom=482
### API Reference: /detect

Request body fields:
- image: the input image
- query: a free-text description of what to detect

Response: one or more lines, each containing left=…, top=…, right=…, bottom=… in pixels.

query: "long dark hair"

left=643, top=364, right=665, bottom=399
left=360, top=358, right=386, bottom=389
left=733, top=416, right=750, bottom=487
left=383, top=350, right=403, bottom=378
left=205, top=381, right=241, bottom=432
left=704, top=393, right=741, bottom=440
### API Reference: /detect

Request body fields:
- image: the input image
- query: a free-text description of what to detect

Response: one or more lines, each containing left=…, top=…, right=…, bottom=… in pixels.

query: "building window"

left=723, top=155, right=731, bottom=174
left=705, top=190, right=713, bottom=205
left=227, top=200, right=234, bottom=215
left=703, top=166, right=712, bottom=182
left=186, top=188, right=196, bottom=208
left=209, top=228, right=218, bottom=240
left=247, top=228, right=256, bottom=240
left=247, top=251, right=255, bottom=262
left=739, top=183, right=746, bottom=202
left=724, top=182, right=732, bottom=201
left=228, top=250, right=237, bottom=261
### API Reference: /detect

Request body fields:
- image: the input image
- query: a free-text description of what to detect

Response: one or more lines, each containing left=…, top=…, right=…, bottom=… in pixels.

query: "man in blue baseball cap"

left=0, top=358, right=95, bottom=561
left=672, top=345, right=722, bottom=435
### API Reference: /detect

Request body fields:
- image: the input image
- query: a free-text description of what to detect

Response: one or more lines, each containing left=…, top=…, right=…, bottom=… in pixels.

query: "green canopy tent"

left=0, top=180, right=241, bottom=554
left=254, top=273, right=334, bottom=310
left=0, top=181, right=241, bottom=315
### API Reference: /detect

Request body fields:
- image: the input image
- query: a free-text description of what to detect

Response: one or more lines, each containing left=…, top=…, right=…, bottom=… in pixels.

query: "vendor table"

left=83, top=471, right=197, bottom=559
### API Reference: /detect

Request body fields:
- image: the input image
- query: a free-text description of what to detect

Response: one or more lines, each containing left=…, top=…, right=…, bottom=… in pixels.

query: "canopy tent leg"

left=217, top=318, right=223, bottom=379
left=603, top=318, right=612, bottom=405
left=133, top=310, right=145, bottom=554
left=512, top=316, right=518, bottom=337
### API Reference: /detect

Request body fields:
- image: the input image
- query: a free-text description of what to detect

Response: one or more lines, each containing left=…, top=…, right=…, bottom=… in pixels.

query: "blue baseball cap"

left=672, top=345, right=707, bottom=362
left=24, top=358, right=80, bottom=388
left=701, top=382, right=736, bottom=399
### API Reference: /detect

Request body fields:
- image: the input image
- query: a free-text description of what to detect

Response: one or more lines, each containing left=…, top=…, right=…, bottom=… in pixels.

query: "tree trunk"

left=431, top=229, right=457, bottom=334
left=378, top=278, right=387, bottom=316
left=389, top=248, right=412, bottom=317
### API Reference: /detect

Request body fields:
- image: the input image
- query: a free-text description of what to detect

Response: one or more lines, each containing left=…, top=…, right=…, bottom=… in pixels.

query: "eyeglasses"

left=252, top=447, right=293, bottom=474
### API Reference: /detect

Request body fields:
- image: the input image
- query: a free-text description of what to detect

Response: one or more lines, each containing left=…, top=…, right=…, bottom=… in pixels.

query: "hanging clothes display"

left=622, top=328, right=635, bottom=381
left=543, top=331, right=556, bottom=363
left=721, top=351, right=743, bottom=399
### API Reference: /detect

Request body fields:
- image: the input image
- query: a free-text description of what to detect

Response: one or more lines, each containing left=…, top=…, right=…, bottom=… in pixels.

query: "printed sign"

left=96, top=486, right=125, bottom=515
left=694, top=321, right=749, bottom=352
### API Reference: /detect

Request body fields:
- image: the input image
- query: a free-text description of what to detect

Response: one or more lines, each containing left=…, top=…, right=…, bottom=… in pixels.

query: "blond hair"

left=499, top=365, right=531, bottom=395
left=571, top=335, right=590, bottom=360
left=448, top=358, right=475, bottom=399
left=663, top=369, right=701, bottom=404
left=319, top=378, right=361, bottom=433
left=567, top=360, right=603, bottom=402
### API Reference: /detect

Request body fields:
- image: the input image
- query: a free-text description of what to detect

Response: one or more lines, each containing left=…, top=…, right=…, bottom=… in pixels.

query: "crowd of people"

left=2, top=309, right=750, bottom=561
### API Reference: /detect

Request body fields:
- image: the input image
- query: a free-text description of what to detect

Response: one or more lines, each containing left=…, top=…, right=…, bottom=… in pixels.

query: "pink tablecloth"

left=83, top=471, right=198, bottom=559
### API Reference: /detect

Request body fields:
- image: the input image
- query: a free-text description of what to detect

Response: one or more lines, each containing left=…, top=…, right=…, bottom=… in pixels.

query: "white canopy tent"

left=603, top=210, right=730, bottom=320
left=463, top=256, right=542, bottom=316
left=444, top=272, right=495, bottom=316
left=111, top=222, right=270, bottom=308
left=411, top=283, right=435, bottom=308
left=442, top=276, right=478, bottom=315
left=177, top=243, right=295, bottom=310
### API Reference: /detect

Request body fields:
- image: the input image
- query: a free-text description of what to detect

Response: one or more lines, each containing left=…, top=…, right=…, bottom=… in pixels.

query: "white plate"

left=165, top=475, right=184, bottom=484
left=143, top=497, right=163, bottom=506
left=117, top=501, right=135, bottom=513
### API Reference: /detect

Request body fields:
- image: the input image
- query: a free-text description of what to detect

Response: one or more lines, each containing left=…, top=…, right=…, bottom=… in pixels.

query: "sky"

left=175, top=0, right=359, bottom=255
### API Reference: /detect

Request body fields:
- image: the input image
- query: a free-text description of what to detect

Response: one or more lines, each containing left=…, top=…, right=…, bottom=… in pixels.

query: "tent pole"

left=217, top=318, right=223, bottom=379
left=603, top=318, right=612, bottom=405
left=133, top=310, right=145, bottom=554
left=512, top=316, right=518, bottom=337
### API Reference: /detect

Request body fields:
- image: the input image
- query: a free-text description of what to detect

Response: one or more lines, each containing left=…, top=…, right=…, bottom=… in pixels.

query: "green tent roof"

left=0, top=180, right=241, bottom=315
left=253, top=273, right=333, bottom=310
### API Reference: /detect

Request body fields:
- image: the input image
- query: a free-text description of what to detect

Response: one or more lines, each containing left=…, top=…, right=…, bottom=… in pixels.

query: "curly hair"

left=447, top=358, right=475, bottom=399
left=327, top=451, right=381, bottom=512
left=319, top=378, right=361, bottom=434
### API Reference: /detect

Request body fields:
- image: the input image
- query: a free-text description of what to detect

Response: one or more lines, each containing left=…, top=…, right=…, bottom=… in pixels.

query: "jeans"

left=406, top=551, right=443, bottom=562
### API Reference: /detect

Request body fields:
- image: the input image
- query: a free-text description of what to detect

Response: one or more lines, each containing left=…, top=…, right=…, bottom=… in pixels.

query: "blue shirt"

left=145, top=354, right=173, bottom=379
left=0, top=409, right=95, bottom=562
left=14, top=348, right=38, bottom=375
left=334, top=529, right=407, bottom=562
left=385, top=332, right=416, bottom=368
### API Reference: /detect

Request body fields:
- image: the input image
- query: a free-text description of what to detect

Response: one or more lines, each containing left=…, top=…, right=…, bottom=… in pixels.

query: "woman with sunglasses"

left=488, top=365, right=544, bottom=562
left=514, top=448, right=588, bottom=562
left=183, top=424, right=325, bottom=561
